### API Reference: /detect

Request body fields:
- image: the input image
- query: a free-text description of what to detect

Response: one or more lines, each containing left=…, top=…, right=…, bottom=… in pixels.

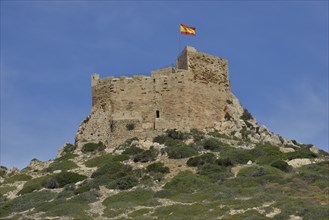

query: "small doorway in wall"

left=156, top=110, right=160, bottom=118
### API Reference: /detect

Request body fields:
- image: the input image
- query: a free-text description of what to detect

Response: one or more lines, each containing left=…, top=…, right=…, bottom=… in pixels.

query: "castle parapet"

left=80, top=46, right=231, bottom=146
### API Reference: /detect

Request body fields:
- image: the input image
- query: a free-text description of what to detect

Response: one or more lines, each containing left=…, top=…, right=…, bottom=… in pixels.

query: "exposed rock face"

left=26, top=158, right=50, bottom=171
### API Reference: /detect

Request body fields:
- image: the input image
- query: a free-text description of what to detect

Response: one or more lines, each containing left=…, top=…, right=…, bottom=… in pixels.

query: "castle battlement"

left=76, top=46, right=233, bottom=146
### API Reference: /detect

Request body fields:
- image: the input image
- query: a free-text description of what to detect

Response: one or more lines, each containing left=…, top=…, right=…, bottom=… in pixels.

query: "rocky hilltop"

left=0, top=47, right=328, bottom=219
left=75, top=46, right=302, bottom=150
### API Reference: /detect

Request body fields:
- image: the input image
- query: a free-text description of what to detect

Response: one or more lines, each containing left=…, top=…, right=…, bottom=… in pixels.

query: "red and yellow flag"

left=180, top=23, right=196, bottom=35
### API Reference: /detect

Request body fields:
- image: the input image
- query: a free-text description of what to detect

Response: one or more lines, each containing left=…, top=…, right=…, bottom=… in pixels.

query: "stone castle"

left=75, top=46, right=248, bottom=147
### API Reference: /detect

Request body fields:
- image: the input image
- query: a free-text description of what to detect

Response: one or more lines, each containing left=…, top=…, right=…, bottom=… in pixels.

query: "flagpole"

left=178, top=26, right=181, bottom=56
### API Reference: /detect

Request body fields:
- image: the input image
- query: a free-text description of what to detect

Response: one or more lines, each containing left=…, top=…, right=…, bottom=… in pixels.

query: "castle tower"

left=75, top=46, right=233, bottom=147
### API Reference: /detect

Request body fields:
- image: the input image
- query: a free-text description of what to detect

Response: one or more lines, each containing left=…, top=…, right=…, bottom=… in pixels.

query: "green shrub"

left=46, top=172, right=87, bottom=189
left=0, top=166, right=7, bottom=178
left=133, top=148, right=158, bottom=162
left=0, top=190, right=57, bottom=217
left=271, top=160, right=292, bottom=172
left=91, top=161, right=132, bottom=179
left=103, top=188, right=157, bottom=208
left=164, top=171, right=211, bottom=193
left=208, top=130, right=231, bottom=139
left=103, top=189, right=158, bottom=217
left=37, top=198, right=92, bottom=219
left=187, top=153, right=216, bottom=167
left=122, top=145, right=144, bottom=155
left=198, top=164, right=232, bottom=181
left=63, top=143, right=77, bottom=153
left=18, top=175, right=54, bottom=195
left=153, top=135, right=184, bottom=148
left=275, top=198, right=329, bottom=219
left=56, top=152, right=78, bottom=161
left=107, top=176, right=139, bottom=190
left=238, top=166, right=266, bottom=177
left=81, top=142, right=106, bottom=153
left=4, top=174, right=32, bottom=184
left=240, top=127, right=253, bottom=140
left=286, top=145, right=317, bottom=160
left=297, top=162, right=329, bottom=189
left=146, top=162, right=170, bottom=174
left=167, top=129, right=187, bottom=140
left=252, top=143, right=287, bottom=164
left=217, top=157, right=233, bottom=167
left=85, top=153, right=129, bottom=168
left=240, top=108, right=253, bottom=121
left=153, top=134, right=168, bottom=144
left=189, top=128, right=204, bottom=142
left=74, top=175, right=111, bottom=194
left=128, top=208, right=153, bottom=218
left=238, top=165, right=283, bottom=178
left=166, top=143, right=198, bottom=159
left=154, top=189, right=175, bottom=198
left=0, top=186, right=16, bottom=195
left=71, top=190, right=100, bottom=203
left=203, top=138, right=229, bottom=151
left=221, top=148, right=254, bottom=164
left=46, top=159, right=78, bottom=172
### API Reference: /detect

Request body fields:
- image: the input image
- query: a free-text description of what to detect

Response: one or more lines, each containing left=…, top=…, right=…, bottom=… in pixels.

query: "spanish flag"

left=180, top=23, right=196, bottom=36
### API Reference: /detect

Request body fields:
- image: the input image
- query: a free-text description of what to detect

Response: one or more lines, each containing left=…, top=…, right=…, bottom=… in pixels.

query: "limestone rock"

left=27, top=158, right=50, bottom=171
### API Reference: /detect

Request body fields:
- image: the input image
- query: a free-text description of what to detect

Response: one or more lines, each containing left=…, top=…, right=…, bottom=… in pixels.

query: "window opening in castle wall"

left=156, top=110, right=160, bottom=118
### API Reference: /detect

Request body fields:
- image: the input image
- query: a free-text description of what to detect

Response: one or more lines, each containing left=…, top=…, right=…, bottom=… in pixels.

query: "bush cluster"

left=122, top=145, right=144, bottom=155
left=153, top=133, right=198, bottom=159
left=85, top=153, right=129, bottom=168
left=217, top=157, right=233, bottom=167
left=18, top=175, right=54, bottom=195
left=164, top=171, right=211, bottom=193
left=187, top=153, right=216, bottom=167
left=45, top=156, right=78, bottom=172
left=203, top=138, right=229, bottom=151
left=146, top=162, right=170, bottom=174
left=74, top=175, right=111, bottom=194
left=167, top=129, right=187, bottom=140
left=107, top=176, right=139, bottom=190
left=4, top=174, right=32, bottom=184
left=0, top=190, right=57, bottom=217
left=45, top=172, right=87, bottom=189
left=198, top=164, right=231, bottom=182
left=189, top=128, right=204, bottom=142
left=81, top=142, right=106, bottom=153
left=91, top=161, right=132, bottom=179
left=240, top=108, right=253, bottom=121
left=18, top=171, right=86, bottom=195
left=286, top=145, right=317, bottom=160
left=63, top=143, right=76, bottom=153
left=166, top=143, right=198, bottom=159
left=133, top=147, right=158, bottom=162
left=271, top=160, right=292, bottom=172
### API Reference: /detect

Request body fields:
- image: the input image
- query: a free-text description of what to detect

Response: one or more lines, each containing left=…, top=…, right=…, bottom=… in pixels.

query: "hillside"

left=1, top=128, right=328, bottom=219
left=1, top=46, right=328, bottom=219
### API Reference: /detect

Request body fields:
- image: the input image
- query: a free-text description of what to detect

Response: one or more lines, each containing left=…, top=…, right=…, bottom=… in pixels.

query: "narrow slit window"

left=156, top=110, right=160, bottom=118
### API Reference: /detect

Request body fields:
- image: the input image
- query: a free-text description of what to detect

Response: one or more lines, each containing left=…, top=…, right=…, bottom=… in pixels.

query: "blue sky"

left=1, top=0, right=328, bottom=169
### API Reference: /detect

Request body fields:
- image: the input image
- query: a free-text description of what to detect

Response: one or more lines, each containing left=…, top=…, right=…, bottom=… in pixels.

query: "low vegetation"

left=81, top=142, right=106, bottom=153
left=1, top=129, right=328, bottom=219
left=3, top=174, right=32, bottom=184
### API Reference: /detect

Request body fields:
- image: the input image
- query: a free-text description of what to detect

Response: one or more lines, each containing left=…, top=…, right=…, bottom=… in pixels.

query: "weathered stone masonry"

left=75, top=46, right=242, bottom=147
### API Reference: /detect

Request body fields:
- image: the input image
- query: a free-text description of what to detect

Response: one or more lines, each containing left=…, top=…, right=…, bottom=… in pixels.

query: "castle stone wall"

left=76, top=46, right=233, bottom=147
